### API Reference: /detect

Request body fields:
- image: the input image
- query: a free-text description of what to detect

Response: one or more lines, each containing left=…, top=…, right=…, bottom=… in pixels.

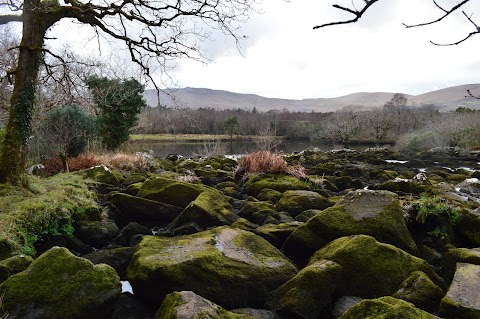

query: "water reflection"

left=131, top=140, right=374, bottom=159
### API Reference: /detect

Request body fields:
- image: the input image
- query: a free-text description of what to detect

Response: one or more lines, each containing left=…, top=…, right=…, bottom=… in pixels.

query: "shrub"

left=412, top=194, right=459, bottom=225
left=40, top=105, right=96, bottom=158
left=236, top=150, right=307, bottom=179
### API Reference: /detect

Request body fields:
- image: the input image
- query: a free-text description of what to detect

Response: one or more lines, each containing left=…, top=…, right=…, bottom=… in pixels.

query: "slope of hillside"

left=143, top=84, right=480, bottom=112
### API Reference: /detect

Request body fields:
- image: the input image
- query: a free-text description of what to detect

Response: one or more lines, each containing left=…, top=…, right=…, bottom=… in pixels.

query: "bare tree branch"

left=313, top=0, right=380, bottom=29
left=0, top=14, right=22, bottom=25
left=402, top=0, right=471, bottom=28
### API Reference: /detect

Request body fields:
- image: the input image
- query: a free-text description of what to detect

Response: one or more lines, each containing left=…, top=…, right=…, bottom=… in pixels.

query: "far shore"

left=129, top=134, right=282, bottom=143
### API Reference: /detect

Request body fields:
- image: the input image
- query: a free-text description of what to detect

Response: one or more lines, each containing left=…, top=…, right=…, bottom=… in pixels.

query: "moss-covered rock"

left=136, top=176, right=208, bottom=208
left=0, top=247, right=121, bottom=319
left=111, top=193, right=183, bottom=224
left=113, top=222, right=153, bottom=246
left=74, top=218, right=119, bottom=248
left=245, top=174, right=310, bottom=197
left=125, top=182, right=142, bottom=196
left=238, top=197, right=276, bottom=225
left=338, top=296, right=440, bottom=319
left=266, top=259, right=342, bottom=319
left=455, top=207, right=480, bottom=246
left=377, top=179, right=428, bottom=195
left=439, top=263, right=480, bottom=319
left=329, top=176, right=364, bottom=192
left=442, top=247, right=480, bottom=283
left=231, top=218, right=259, bottom=232
left=392, top=271, right=445, bottom=314
left=154, top=291, right=248, bottom=319
left=231, top=308, right=276, bottom=318
left=168, top=190, right=238, bottom=230
left=0, top=254, right=33, bottom=284
left=123, top=173, right=147, bottom=186
left=276, top=190, right=334, bottom=217
left=254, top=222, right=303, bottom=249
left=83, top=246, right=135, bottom=279
left=83, top=165, right=124, bottom=186
left=309, top=235, right=445, bottom=298
left=126, top=227, right=298, bottom=309
left=257, top=188, right=283, bottom=203
left=282, top=190, right=418, bottom=267
left=332, top=296, right=365, bottom=319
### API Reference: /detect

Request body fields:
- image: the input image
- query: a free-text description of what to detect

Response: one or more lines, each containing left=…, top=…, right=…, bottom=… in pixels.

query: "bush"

left=236, top=150, right=307, bottom=179
left=40, top=105, right=96, bottom=158
left=396, top=131, right=441, bottom=154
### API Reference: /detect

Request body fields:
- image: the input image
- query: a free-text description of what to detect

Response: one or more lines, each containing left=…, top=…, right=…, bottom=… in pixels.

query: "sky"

left=169, top=0, right=480, bottom=99
left=39, top=0, right=480, bottom=99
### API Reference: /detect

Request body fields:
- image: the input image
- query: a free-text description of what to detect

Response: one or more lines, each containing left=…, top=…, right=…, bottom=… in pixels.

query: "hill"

left=143, top=83, right=480, bottom=112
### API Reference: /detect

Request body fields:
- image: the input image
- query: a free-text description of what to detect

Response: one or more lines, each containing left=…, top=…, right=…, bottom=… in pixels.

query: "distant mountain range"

left=143, top=83, right=480, bottom=112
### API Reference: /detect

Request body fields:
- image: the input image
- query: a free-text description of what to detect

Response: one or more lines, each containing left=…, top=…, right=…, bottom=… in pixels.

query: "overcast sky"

left=169, top=0, right=480, bottom=99
left=46, top=0, right=480, bottom=99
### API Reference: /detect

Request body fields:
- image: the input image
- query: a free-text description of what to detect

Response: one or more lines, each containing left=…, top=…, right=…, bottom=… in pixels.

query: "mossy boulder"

left=111, top=193, right=183, bottom=224
left=257, top=188, right=283, bottom=203
left=83, top=246, right=135, bottom=279
left=309, top=235, right=445, bottom=298
left=276, top=190, right=334, bottom=217
left=113, top=222, right=153, bottom=246
left=439, top=263, right=480, bottom=319
left=123, top=173, right=147, bottom=186
left=168, top=190, right=238, bottom=230
left=329, top=176, right=363, bottom=191
left=443, top=247, right=480, bottom=283
left=126, top=227, right=298, bottom=309
left=245, top=174, right=310, bottom=197
left=455, top=207, right=480, bottom=246
left=254, top=222, right=303, bottom=249
left=231, top=218, right=259, bottom=232
left=83, top=165, right=124, bottom=186
left=0, top=247, right=121, bottom=319
left=282, top=190, right=418, bottom=267
left=0, top=254, right=33, bottom=284
left=74, top=218, right=119, bottom=248
left=238, top=197, right=276, bottom=225
left=338, top=296, right=440, bottom=319
left=154, top=291, right=248, bottom=319
left=136, top=176, right=208, bottom=208
left=392, top=271, right=445, bottom=314
left=124, top=182, right=142, bottom=196
left=266, top=259, right=342, bottom=319
left=378, top=179, right=428, bottom=195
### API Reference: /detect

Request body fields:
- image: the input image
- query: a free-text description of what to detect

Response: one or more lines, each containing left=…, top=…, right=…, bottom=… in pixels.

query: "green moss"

left=310, top=235, right=445, bottom=298
left=0, top=173, right=100, bottom=257
left=442, top=248, right=480, bottom=283
left=155, top=291, right=248, bottom=319
left=169, top=190, right=237, bottom=229
left=339, top=296, right=440, bottom=319
left=392, top=271, right=444, bottom=313
left=0, top=247, right=120, bottom=319
left=276, top=190, right=333, bottom=217
left=83, top=165, right=124, bottom=185
left=137, top=176, right=208, bottom=207
left=0, top=254, right=33, bottom=284
left=283, top=190, right=418, bottom=267
left=256, top=188, right=282, bottom=203
left=245, top=174, right=309, bottom=196
left=127, top=227, right=297, bottom=309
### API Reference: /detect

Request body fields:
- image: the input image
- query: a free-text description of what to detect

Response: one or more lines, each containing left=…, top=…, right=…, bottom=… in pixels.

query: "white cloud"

left=171, top=0, right=480, bottom=99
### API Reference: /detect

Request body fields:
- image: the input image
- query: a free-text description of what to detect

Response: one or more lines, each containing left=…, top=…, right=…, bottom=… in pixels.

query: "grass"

left=236, top=150, right=307, bottom=179
left=130, top=133, right=281, bottom=142
left=0, top=173, right=100, bottom=257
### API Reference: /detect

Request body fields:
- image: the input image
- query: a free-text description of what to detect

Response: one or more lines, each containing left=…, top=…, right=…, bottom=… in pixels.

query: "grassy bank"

left=130, top=134, right=281, bottom=143
left=0, top=174, right=100, bottom=257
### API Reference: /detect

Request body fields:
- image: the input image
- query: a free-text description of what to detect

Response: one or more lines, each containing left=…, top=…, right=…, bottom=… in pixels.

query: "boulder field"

left=1, top=147, right=480, bottom=318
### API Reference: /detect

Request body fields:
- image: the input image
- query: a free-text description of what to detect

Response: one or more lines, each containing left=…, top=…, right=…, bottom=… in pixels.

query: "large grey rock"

left=266, top=259, right=342, bottom=319
left=127, top=226, right=297, bottom=309
left=439, top=263, right=480, bottom=319
left=0, top=247, right=121, bottom=319
left=283, top=190, right=418, bottom=266
left=309, top=235, right=445, bottom=298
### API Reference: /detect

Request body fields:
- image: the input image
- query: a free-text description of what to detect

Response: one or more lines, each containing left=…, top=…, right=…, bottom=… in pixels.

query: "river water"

left=131, top=140, right=382, bottom=159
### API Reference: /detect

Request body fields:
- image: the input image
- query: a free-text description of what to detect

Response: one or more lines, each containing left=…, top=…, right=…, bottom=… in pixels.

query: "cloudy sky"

left=170, top=0, right=480, bottom=99
left=46, top=0, right=480, bottom=99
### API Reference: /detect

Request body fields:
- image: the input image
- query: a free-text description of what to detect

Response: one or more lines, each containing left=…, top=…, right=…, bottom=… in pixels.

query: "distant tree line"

left=135, top=93, right=480, bottom=151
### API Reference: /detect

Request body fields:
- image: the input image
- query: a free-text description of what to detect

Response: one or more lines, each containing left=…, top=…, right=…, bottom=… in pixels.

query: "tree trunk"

left=0, top=0, right=48, bottom=184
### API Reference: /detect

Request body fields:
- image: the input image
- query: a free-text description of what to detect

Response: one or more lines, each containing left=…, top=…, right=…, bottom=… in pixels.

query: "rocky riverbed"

left=1, top=147, right=480, bottom=319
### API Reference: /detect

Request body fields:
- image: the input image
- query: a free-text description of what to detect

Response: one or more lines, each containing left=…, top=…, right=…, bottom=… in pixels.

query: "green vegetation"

left=412, top=194, right=459, bottom=225
left=87, top=76, right=147, bottom=151
left=0, top=173, right=99, bottom=257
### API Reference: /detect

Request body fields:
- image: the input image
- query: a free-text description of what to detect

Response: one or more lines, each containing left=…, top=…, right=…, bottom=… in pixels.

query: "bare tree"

left=315, top=1, right=479, bottom=46
left=0, top=0, right=257, bottom=183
